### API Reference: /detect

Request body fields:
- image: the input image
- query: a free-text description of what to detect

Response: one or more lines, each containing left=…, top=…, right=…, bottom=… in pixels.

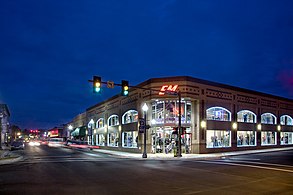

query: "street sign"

left=107, top=81, right=114, bottom=88
left=139, top=118, right=145, bottom=133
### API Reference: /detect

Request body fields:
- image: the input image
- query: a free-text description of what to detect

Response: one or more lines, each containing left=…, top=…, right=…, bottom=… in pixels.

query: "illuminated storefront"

left=68, top=76, right=293, bottom=154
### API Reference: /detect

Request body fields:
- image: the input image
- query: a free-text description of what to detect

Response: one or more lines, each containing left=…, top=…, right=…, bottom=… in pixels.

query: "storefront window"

left=122, top=131, right=138, bottom=148
left=280, top=115, right=293, bottom=126
left=152, top=127, right=174, bottom=154
left=108, top=132, right=119, bottom=147
left=122, top=110, right=138, bottom=124
left=96, top=118, right=104, bottom=128
left=237, top=131, right=256, bottom=147
left=261, top=113, right=276, bottom=124
left=206, top=130, right=231, bottom=148
left=151, top=100, right=192, bottom=124
left=280, top=132, right=293, bottom=145
left=108, top=115, right=119, bottom=126
left=96, top=134, right=105, bottom=146
left=261, top=131, right=276, bottom=145
left=237, top=110, right=256, bottom=123
left=206, top=107, right=231, bottom=121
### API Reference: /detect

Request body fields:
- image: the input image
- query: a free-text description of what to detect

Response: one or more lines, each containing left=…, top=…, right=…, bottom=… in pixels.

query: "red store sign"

left=159, top=85, right=178, bottom=95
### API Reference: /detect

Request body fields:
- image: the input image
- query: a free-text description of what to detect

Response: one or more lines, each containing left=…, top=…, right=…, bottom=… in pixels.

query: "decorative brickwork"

left=261, top=99, right=277, bottom=108
left=206, top=89, right=233, bottom=100
left=237, top=94, right=257, bottom=105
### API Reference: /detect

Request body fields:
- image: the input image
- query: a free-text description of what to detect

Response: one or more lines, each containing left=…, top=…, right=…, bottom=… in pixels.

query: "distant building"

left=48, top=126, right=64, bottom=139
left=68, top=76, right=293, bottom=154
left=68, top=112, right=87, bottom=141
left=0, top=104, right=10, bottom=146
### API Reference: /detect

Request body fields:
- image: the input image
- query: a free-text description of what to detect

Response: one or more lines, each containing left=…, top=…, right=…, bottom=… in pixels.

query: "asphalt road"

left=0, top=144, right=292, bottom=195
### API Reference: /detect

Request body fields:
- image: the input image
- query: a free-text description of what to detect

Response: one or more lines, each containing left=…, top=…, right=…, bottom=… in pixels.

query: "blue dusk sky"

left=0, top=0, right=293, bottom=129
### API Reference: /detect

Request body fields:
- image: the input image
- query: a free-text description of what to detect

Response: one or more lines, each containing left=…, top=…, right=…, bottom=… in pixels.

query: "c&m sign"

left=159, top=85, right=178, bottom=95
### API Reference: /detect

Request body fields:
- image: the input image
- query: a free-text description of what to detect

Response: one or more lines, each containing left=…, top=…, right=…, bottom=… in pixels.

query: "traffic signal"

left=121, top=80, right=129, bottom=96
left=93, top=76, right=102, bottom=93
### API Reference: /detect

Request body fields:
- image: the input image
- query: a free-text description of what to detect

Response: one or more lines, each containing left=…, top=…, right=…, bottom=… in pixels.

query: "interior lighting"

left=277, top=125, right=281, bottom=131
left=232, top=122, right=237, bottom=130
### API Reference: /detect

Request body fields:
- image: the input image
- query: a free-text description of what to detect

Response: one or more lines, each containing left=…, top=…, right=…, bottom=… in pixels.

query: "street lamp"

left=89, top=119, right=94, bottom=145
left=68, top=125, right=73, bottom=140
left=142, top=103, right=148, bottom=158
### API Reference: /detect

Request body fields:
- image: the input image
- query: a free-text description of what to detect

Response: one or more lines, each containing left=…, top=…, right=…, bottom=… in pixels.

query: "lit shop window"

left=151, top=100, right=192, bottom=124
left=261, top=113, right=276, bottom=124
left=237, top=131, right=256, bottom=147
left=237, top=110, right=256, bottom=123
left=96, top=134, right=105, bottom=146
left=261, top=131, right=276, bottom=145
left=206, top=130, right=231, bottom=148
left=108, top=115, right=119, bottom=126
left=96, top=118, right=104, bottom=128
left=108, top=132, right=119, bottom=147
left=206, top=107, right=231, bottom=121
left=122, top=110, right=138, bottom=124
left=280, top=115, right=293, bottom=126
left=280, top=132, right=293, bottom=145
left=122, top=131, right=138, bottom=148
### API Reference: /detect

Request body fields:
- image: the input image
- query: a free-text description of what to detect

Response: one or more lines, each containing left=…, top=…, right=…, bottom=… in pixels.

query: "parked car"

left=10, top=141, right=25, bottom=151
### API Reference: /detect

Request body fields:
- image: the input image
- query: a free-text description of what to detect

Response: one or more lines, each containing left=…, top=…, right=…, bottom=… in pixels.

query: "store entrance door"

left=152, top=127, right=175, bottom=154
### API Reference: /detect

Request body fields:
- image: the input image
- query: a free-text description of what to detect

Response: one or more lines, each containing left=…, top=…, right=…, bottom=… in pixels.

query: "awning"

left=71, top=126, right=86, bottom=137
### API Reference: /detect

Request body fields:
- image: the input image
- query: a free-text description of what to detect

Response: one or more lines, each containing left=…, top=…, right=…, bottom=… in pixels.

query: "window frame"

left=206, top=106, right=231, bottom=121
left=122, top=110, right=138, bottom=124
left=108, top=115, right=119, bottom=127
left=237, top=110, right=257, bottom=123
left=261, top=113, right=277, bottom=124
left=280, top=115, right=293, bottom=126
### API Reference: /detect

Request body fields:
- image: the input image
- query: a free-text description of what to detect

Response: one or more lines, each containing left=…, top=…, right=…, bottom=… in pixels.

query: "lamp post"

left=142, top=103, right=148, bottom=158
left=89, top=119, right=94, bottom=145
left=68, top=125, right=73, bottom=140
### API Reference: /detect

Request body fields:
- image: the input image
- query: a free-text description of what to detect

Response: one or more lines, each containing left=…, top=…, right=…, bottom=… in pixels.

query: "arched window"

left=280, top=115, right=293, bottom=126
left=261, top=113, right=276, bottom=124
left=88, top=119, right=95, bottom=129
left=206, top=107, right=231, bottom=121
left=108, top=115, right=119, bottom=126
left=96, top=118, right=104, bottom=128
left=237, top=110, right=256, bottom=123
left=122, top=110, right=138, bottom=124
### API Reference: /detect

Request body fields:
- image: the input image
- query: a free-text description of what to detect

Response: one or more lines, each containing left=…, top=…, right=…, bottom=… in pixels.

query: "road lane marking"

left=220, top=159, right=293, bottom=169
left=224, top=157, right=261, bottom=161
left=198, top=160, right=293, bottom=173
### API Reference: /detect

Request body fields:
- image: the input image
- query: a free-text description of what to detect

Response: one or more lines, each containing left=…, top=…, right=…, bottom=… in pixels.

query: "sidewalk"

left=0, top=146, right=23, bottom=165
left=92, top=147, right=293, bottom=160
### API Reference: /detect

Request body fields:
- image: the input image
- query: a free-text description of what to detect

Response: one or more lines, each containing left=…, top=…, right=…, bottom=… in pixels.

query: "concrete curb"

left=93, top=147, right=293, bottom=160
